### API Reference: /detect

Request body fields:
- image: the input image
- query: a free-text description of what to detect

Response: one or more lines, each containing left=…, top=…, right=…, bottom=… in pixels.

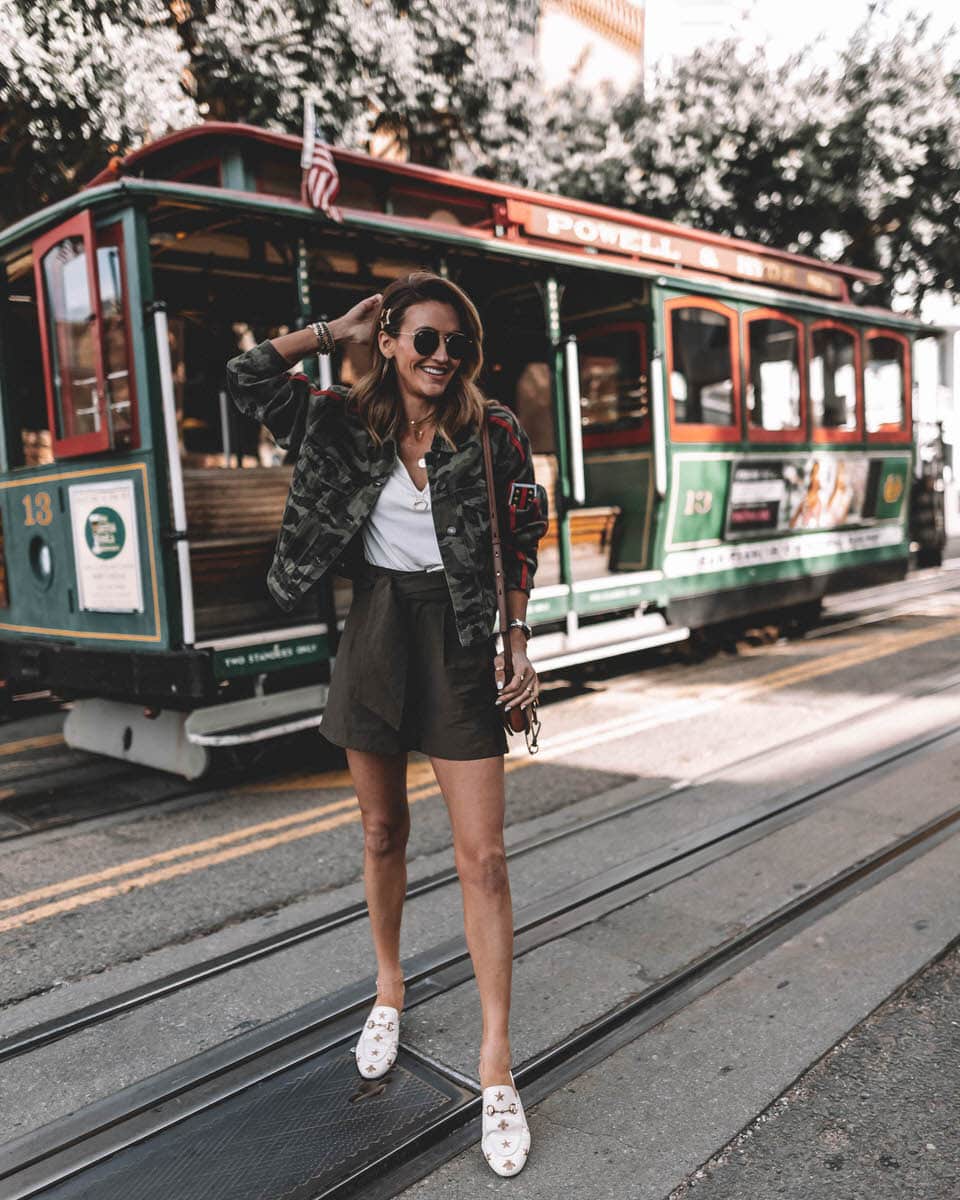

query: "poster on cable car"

left=68, top=479, right=144, bottom=612
left=726, top=455, right=873, bottom=538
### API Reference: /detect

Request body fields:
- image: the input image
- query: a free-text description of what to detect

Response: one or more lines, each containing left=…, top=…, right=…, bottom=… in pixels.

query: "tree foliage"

left=1, top=1, right=959, bottom=308
left=0, top=0, right=539, bottom=227
left=523, top=10, right=960, bottom=309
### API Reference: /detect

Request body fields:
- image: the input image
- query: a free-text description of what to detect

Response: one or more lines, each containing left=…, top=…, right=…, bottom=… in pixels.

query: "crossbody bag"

left=481, top=413, right=541, bottom=755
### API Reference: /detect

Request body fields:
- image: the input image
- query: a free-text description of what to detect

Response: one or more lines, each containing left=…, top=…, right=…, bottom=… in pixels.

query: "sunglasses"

left=394, top=327, right=473, bottom=361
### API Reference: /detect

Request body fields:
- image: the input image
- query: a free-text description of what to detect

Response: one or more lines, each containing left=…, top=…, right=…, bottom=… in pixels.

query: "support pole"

left=151, top=302, right=195, bottom=647
left=295, top=234, right=340, bottom=656
left=542, top=276, right=577, bottom=636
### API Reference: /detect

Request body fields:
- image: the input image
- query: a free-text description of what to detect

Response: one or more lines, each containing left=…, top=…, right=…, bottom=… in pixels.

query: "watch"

left=507, top=618, right=532, bottom=639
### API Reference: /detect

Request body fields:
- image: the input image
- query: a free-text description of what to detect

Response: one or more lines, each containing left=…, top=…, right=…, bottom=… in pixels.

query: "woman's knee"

left=362, top=813, right=410, bottom=858
left=456, top=844, right=509, bottom=893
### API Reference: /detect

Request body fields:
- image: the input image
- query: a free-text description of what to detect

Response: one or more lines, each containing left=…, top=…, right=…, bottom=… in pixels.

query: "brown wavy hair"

left=348, top=272, right=488, bottom=450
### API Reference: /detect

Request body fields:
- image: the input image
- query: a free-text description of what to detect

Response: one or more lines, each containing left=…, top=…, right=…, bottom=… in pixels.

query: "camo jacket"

left=225, top=340, right=549, bottom=647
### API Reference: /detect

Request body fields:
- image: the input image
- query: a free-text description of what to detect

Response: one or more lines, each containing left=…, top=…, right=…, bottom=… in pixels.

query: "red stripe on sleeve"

left=514, top=548, right=529, bottom=590
left=488, top=413, right=525, bottom=461
left=290, top=372, right=337, bottom=397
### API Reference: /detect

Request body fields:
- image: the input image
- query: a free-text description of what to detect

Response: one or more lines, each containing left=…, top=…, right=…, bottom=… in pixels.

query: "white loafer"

left=481, top=1070, right=531, bottom=1176
left=354, top=1003, right=400, bottom=1078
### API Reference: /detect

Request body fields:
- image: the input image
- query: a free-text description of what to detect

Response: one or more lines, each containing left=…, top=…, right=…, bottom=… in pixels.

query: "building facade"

left=537, top=0, right=645, bottom=91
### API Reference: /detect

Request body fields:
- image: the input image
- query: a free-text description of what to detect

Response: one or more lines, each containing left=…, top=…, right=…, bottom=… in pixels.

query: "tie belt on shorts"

left=352, top=562, right=451, bottom=731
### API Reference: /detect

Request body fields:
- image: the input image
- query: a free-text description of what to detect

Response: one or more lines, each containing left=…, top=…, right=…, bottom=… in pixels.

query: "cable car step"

left=62, top=686, right=329, bottom=779
left=184, top=684, right=330, bottom=747
left=529, top=613, right=689, bottom=673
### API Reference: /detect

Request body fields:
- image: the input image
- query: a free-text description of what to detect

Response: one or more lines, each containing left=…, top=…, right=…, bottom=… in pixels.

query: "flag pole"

left=300, top=93, right=316, bottom=205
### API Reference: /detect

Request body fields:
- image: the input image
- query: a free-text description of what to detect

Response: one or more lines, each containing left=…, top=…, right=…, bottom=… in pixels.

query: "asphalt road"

left=1, top=569, right=960, bottom=1198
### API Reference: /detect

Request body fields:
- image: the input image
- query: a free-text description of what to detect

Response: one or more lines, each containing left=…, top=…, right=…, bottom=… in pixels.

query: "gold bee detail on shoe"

left=503, top=1160, right=515, bottom=1170
left=365, top=1065, right=376, bottom=1073
left=502, top=1139, right=510, bottom=1148
left=496, top=1091, right=504, bottom=1101
left=374, top=1034, right=383, bottom=1041
left=499, top=1119, right=509, bottom=1130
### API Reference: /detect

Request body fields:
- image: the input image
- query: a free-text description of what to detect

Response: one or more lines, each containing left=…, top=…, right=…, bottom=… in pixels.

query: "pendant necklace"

left=408, top=411, right=433, bottom=441
left=407, top=410, right=435, bottom=469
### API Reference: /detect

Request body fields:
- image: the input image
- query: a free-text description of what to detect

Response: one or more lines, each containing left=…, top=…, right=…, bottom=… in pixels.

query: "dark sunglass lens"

left=413, top=328, right=440, bottom=356
left=446, top=333, right=470, bottom=360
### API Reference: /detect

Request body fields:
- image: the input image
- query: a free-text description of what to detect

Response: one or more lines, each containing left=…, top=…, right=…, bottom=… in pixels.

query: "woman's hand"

left=327, top=294, right=383, bottom=347
left=494, top=646, right=540, bottom=711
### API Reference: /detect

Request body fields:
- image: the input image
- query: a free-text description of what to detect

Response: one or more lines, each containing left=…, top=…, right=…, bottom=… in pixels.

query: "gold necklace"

left=407, top=411, right=436, bottom=442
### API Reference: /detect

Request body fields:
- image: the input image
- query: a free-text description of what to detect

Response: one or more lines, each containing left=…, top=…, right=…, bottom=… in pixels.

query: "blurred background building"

left=536, top=1, right=645, bottom=91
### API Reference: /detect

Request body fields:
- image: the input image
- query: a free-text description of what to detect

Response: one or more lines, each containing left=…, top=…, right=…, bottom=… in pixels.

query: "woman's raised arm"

left=226, top=294, right=382, bottom=449
left=269, top=293, right=382, bottom=364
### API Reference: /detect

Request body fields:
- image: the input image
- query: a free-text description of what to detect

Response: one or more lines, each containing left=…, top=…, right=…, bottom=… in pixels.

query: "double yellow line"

left=2, top=614, right=959, bottom=934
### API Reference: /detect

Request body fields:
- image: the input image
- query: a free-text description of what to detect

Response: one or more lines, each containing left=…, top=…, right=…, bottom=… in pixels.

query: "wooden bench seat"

left=532, top=453, right=621, bottom=557
left=184, top=467, right=301, bottom=637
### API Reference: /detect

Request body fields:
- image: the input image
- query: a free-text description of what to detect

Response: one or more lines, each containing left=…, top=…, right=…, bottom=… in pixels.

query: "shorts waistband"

left=356, top=561, right=450, bottom=600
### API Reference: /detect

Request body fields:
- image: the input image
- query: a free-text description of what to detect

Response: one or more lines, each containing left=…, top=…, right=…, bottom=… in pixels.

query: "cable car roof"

left=1, top=120, right=941, bottom=332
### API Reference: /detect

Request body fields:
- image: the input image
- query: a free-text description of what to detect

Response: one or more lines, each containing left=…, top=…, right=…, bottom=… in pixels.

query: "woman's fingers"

left=342, top=293, right=383, bottom=343
left=498, top=665, right=538, bottom=708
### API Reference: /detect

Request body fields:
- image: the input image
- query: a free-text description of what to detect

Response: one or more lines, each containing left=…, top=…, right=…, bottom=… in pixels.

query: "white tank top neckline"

left=361, top=457, right=445, bottom=572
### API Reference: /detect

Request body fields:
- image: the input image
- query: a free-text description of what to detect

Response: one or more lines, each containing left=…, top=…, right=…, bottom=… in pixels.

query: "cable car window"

left=97, top=240, right=134, bottom=447
left=811, top=325, right=858, bottom=432
left=41, top=235, right=101, bottom=441
left=670, top=306, right=735, bottom=428
left=578, top=324, right=649, bottom=442
left=865, top=334, right=906, bottom=433
left=746, top=317, right=801, bottom=432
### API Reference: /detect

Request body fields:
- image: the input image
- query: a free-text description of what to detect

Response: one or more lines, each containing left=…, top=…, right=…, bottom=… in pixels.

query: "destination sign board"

left=505, top=199, right=848, bottom=299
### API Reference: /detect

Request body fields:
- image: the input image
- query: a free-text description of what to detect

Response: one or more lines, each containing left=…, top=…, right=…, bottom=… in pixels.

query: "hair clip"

left=379, top=306, right=393, bottom=330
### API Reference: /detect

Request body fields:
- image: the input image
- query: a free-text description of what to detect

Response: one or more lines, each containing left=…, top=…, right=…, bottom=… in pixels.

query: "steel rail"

left=3, top=719, right=960, bottom=1197
left=3, top=666, right=960, bottom=1067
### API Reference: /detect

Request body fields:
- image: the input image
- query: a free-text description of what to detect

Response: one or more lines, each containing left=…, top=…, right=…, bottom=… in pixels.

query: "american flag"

left=301, top=95, right=342, bottom=223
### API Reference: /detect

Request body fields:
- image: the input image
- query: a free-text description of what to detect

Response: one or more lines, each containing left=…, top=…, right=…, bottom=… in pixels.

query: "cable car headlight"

left=29, top=535, right=54, bottom=588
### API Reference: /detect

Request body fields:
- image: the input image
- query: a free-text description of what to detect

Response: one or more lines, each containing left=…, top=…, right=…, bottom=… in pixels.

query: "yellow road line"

left=0, top=758, right=528, bottom=931
left=0, top=732, right=65, bottom=758
left=0, top=792, right=363, bottom=914
left=242, top=758, right=440, bottom=795
left=2, top=615, right=960, bottom=932
left=0, top=782, right=434, bottom=933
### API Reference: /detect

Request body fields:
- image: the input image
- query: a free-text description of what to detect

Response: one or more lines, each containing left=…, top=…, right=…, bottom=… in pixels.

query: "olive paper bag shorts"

left=320, top=562, right=509, bottom=759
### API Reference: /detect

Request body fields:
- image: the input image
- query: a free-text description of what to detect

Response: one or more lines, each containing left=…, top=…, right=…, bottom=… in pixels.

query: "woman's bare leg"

left=347, top=747, right=410, bottom=1009
left=430, top=753, right=513, bottom=1089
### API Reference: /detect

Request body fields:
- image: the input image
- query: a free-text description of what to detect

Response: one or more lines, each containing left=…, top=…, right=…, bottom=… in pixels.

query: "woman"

left=226, top=273, right=548, bottom=1177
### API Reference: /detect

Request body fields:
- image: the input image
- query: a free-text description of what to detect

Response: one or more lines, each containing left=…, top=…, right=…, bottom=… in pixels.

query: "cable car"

left=0, top=122, right=940, bottom=776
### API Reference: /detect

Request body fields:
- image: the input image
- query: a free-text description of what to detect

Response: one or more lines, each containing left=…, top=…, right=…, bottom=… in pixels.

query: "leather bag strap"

left=481, top=410, right=514, bottom=682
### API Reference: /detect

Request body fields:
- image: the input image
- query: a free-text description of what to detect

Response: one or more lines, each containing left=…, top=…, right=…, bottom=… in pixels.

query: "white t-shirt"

left=361, top=458, right=445, bottom=572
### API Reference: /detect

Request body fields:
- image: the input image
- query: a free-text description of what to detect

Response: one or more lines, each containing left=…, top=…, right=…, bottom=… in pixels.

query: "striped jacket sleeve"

left=488, top=405, right=550, bottom=595
left=225, top=339, right=345, bottom=452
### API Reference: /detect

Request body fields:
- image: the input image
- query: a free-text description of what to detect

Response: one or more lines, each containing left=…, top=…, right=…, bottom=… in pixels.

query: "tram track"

left=2, top=707, right=960, bottom=1197
left=1, top=565, right=957, bottom=844
left=3, top=658, right=960, bottom=1068
left=0, top=609, right=936, bottom=850
left=805, top=560, right=960, bottom=640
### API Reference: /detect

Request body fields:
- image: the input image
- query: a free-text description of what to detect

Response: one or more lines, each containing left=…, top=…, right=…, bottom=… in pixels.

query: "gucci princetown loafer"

left=481, top=1070, right=531, bottom=1176
left=354, top=1002, right=400, bottom=1078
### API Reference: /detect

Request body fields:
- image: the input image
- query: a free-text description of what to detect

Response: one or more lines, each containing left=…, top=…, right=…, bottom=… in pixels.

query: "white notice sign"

left=69, top=479, right=144, bottom=613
